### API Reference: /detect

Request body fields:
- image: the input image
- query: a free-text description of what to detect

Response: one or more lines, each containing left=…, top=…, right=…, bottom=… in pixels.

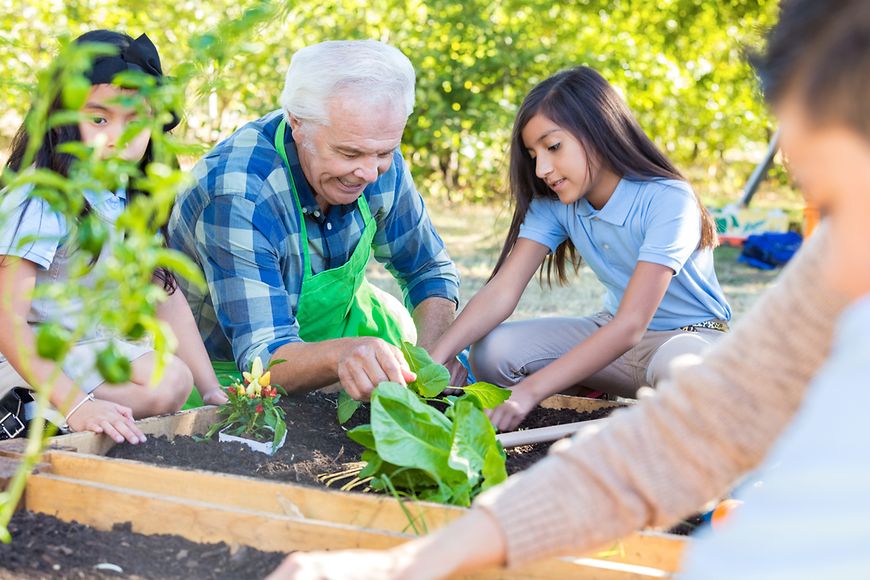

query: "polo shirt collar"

left=577, top=177, right=635, bottom=226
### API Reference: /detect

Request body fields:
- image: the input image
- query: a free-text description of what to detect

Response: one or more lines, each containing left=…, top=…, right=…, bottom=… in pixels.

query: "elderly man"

left=168, top=40, right=460, bottom=400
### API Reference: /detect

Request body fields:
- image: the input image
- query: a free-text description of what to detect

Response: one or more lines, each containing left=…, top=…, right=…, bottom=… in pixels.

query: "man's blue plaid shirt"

left=168, top=111, right=460, bottom=370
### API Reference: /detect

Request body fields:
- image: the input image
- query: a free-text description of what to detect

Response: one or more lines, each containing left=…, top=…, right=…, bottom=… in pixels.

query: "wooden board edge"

left=40, top=450, right=686, bottom=572
left=24, top=472, right=657, bottom=580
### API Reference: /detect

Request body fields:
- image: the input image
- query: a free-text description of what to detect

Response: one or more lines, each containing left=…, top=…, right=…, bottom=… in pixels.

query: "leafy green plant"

left=205, top=357, right=287, bottom=453
left=344, top=342, right=511, bottom=507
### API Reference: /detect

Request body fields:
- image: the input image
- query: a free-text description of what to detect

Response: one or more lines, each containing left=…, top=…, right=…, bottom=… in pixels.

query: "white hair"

left=280, top=39, right=416, bottom=125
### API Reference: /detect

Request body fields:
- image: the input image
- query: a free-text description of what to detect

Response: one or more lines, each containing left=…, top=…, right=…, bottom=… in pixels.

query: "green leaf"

left=413, top=363, right=450, bottom=397
left=400, top=341, right=436, bottom=373
left=48, top=110, right=83, bottom=128
left=272, top=420, right=286, bottom=453
left=482, top=442, right=508, bottom=491
left=346, top=424, right=376, bottom=449
left=457, top=381, right=511, bottom=409
left=447, top=399, right=504, bottom=489
left=358, top=450, right=383, bottom=478
left=370, top=382, right=462, bottom=484
left=337, top=390, right=362, bottom=424
left=266, top=358, right=287, bottom=370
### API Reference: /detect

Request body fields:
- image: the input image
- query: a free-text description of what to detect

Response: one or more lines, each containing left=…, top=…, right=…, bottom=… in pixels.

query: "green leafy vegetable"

left=346, top=344, right=512, bottom=507
left=337, top=390, right=362, bottom=424
left=453, top=381, right=511, bottom=409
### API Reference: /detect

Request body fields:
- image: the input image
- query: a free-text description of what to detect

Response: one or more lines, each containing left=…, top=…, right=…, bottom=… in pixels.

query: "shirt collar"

left=83, top=188, right=125, bottom=205
left=576, top=177, right=635, bottom=226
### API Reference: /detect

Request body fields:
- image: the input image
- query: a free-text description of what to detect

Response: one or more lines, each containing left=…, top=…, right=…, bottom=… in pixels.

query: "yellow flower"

left=258, top=371, right=271, bottom=387
left=243, top=356, right=266, bottom=386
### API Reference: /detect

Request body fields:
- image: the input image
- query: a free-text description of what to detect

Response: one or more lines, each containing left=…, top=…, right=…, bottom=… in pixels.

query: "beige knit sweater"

left=474, top=224, right=849, bottom=567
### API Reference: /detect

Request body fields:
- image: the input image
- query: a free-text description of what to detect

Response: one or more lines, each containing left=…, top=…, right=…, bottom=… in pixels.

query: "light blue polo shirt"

left=519, top=177, right=731, bottom=330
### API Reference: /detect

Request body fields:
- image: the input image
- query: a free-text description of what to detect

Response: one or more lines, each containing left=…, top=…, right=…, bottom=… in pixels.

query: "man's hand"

left=337, top=337, right=416, bottom=401
left=485, top=387, right=540, bottom=432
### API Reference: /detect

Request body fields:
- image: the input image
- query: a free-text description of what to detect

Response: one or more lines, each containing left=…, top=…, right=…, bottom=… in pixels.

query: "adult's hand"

left=67, top=398, right=146, bottom=444
left=267, top=510, right=507, bottom=580
left=336, top=337, right=416, bottom=401
left=267, top=547, right=419, bottom=580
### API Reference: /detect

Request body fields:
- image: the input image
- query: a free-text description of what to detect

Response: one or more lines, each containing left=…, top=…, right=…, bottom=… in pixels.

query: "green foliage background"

left=2, top=0, right=784, bottom=204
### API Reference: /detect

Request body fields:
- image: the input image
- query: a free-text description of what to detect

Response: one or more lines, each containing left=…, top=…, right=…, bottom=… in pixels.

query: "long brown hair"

left=493, top=66, right=717, bottom=284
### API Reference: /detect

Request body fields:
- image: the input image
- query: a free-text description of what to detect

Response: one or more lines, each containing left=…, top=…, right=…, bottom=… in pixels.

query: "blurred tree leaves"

left=1, top=0, right=778, bottom=203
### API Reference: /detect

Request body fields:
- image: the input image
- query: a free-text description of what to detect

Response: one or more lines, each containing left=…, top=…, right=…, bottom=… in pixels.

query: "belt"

left=679, top=320, right=730, bottom=333
left=0, top=388, right=32, bottom=440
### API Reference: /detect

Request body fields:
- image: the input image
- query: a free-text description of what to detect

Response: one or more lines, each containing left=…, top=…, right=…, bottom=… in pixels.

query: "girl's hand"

left=486, top=388, right=540, bottom=432
left=200, top=387, right=229, bottom=406
left=445, top=356, right=469, bottom=388
left=67, top=398, right=146, bottom=444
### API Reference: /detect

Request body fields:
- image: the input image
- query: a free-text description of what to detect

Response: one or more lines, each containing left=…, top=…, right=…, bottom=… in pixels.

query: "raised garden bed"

left=102, top=391, right=618, bottom=485
left=1, top=393, right=690, bottom=578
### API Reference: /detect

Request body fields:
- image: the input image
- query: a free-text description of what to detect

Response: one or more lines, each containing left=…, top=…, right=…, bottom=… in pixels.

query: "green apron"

left=274, top=119, right=407, bottom=346
left=184, top=119, right=408, bottom=410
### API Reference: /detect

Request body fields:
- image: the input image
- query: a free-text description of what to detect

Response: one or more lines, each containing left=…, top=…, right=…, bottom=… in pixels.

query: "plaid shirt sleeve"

left=196, top=189, right=302, bottom=371
left=371, top=154, right=460, bottom=310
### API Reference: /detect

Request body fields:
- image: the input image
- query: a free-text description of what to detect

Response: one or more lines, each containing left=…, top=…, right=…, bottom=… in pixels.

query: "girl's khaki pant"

left=469, top=312, right=726, bottom=398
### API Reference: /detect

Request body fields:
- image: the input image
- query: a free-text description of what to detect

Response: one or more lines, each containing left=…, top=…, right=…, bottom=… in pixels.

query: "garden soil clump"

left=0, top=511, right=285, bottom=579
left=107, top=392, right=618, bottom=485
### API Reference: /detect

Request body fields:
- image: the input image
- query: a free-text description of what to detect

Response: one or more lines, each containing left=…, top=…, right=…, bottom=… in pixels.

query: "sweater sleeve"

left=473, top=223, right=848, bottom=567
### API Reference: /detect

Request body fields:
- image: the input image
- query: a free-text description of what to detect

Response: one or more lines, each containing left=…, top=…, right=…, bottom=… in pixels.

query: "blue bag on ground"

left=738, top=231, right=803, bottom=270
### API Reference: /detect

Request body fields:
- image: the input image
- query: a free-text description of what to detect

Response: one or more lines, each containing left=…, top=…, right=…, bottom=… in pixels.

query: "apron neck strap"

left=274, top=118, right=311, bottom=275
left=273, top=118, right=375, bottom=276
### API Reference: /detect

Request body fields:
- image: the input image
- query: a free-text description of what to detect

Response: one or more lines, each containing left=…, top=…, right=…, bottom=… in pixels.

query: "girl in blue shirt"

left=432, top=66, right=731, bottom=431
left=0, top=30, right=226, bottom=443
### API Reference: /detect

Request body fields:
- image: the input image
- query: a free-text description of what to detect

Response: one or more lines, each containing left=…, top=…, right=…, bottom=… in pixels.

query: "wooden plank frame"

left=4, top=395, right=687, bottom=579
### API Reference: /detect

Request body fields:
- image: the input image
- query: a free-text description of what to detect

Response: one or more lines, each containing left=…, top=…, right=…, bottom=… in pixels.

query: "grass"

left=368, top=200, right=782, bottom=324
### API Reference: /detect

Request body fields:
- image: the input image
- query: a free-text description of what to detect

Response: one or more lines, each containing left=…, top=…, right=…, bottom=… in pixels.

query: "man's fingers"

left=376, top=344, right=410, bottom=386
left=338, top=363, right=371, bottom=401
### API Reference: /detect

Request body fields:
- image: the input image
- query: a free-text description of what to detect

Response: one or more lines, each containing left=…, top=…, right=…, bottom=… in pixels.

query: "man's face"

left=291, top=96, right=407, bottom=209
left=778, top=97, right=870, bottom=300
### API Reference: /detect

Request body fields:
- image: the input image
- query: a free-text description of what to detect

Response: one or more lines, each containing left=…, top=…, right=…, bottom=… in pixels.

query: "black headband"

left=86, top=33, right=164, bottom=85
left=80, top=32, right=179, bottom=131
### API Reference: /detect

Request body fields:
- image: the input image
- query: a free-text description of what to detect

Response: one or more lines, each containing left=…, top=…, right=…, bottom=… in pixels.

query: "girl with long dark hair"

left=0, top=30, right=226, bottom=443
left=431, top=66, right=731, bottom=431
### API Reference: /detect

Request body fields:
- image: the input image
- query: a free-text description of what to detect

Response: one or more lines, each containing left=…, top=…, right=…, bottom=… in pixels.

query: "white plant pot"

left=218, top=426, right=286, bottom=456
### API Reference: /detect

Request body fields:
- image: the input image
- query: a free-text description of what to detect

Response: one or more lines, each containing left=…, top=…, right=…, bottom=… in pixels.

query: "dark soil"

left=108, top=391, right=368, bottom=487
left=506, top=406, right=616, bottom=475
left=107, top=391, right=619, bottom=485
left=0, top=511, right=285, bottom=579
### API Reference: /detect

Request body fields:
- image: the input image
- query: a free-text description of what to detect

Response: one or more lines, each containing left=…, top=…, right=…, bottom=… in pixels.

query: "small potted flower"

left=205, top=357, right=288, bottom=455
